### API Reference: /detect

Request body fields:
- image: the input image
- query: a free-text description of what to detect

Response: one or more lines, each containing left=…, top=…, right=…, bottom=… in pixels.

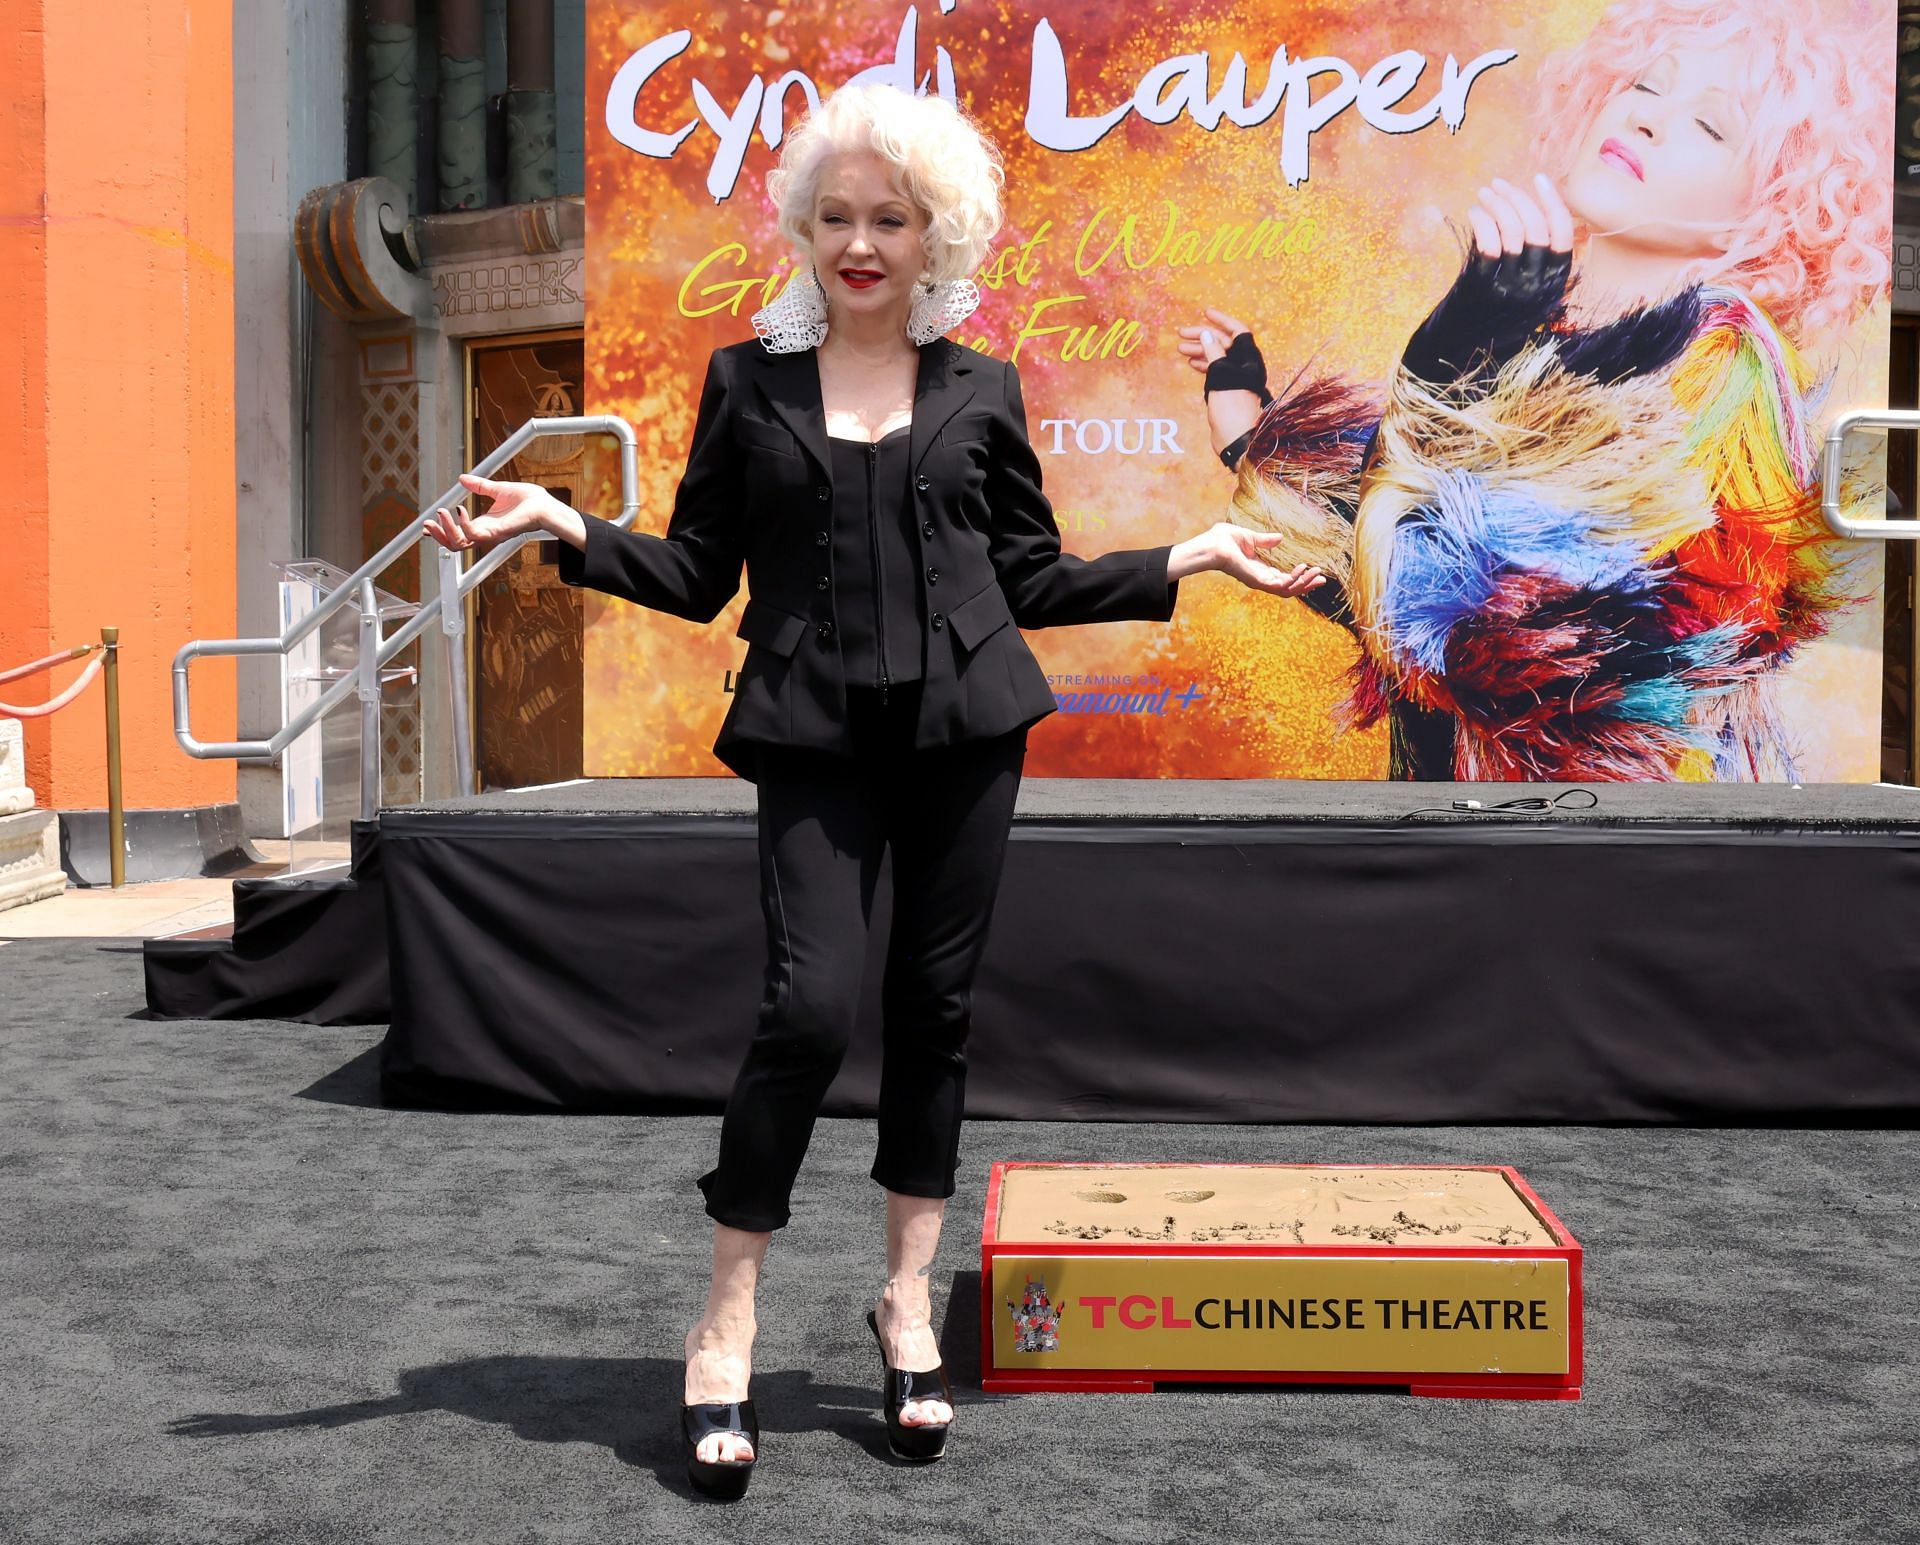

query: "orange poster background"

left=583, top=0, right=1889, bottom=779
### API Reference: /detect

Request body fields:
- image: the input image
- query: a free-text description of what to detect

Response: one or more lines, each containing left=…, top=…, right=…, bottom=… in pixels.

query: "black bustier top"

left=827, top=425, right=926, bottom=691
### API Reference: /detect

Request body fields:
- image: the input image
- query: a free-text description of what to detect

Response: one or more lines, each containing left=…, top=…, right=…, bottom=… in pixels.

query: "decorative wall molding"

left=358, top=376, right=425, bottom=809
left=361, top=382, right=420, bottom=503
left=1896, top=224, right=1920, bottom=312
left=429, top=254, right=584, bottom=329
left=413, top=198, right=582, bottom=264
left=358, top=332, right=416, bottom=381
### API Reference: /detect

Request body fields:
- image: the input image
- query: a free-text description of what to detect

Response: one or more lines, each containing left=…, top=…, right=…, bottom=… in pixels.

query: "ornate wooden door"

left=467, top=332, right=586, bottom=790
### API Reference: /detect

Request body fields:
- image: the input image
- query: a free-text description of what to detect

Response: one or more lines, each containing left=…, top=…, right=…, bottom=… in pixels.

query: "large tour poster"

left=582, top=0, right=1893, bottom=779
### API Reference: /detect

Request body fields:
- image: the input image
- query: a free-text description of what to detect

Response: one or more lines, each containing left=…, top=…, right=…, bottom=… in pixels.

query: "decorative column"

left=437, top=0, right=486, bottom=211
left=506, top=0, right=557, bottom=204
left=366, top=0, right=419, bottom=211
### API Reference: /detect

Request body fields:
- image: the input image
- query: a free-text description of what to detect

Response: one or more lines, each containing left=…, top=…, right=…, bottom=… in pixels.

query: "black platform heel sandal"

left=865, top=1309, right=954, bottom=1462
left=681, top=1399, right=759, bottom=1500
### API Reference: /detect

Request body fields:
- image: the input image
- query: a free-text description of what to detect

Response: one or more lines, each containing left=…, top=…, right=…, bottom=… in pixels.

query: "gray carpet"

left=1, top=937, right=1914, bottom=1544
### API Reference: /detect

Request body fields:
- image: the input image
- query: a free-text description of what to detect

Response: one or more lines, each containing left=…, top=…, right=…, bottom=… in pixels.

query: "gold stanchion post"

left=102, top=627, right=125, bottom=889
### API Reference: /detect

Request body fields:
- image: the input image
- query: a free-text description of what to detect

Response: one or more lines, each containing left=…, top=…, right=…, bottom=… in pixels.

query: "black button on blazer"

left=556, top=336, right=1180, bottom=779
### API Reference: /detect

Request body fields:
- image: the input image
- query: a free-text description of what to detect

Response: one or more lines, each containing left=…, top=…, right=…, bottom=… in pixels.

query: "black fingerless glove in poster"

left=1203, top=331, right=1275, bottom=406
left=1206, top=331, right=1275, bottom=470
left=1399, top=244, right=1573, bottom=387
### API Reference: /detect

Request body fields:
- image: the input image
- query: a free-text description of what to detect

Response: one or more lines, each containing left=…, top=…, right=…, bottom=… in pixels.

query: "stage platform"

left=408, top=776, right=1920, bottom=827
left=146, top=778, right=1920, bottom=1125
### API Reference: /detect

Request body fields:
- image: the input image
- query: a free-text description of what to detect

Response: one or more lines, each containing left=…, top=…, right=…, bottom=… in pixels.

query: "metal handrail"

left=1820, top=409, right=1920, bottom=540
left=172, top=415, right=640, bottom=808
left=1821, top=406, right=1920, bottom=785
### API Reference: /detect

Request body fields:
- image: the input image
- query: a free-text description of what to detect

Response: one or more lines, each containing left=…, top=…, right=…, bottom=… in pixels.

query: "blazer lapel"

left=909, top=339, right=976, bottom=475
left=749, top=337, right=976, bottom=477
left=752, top=348, right=833, bottom=476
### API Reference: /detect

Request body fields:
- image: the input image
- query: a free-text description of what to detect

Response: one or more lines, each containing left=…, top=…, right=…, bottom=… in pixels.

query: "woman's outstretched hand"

left=1175, top=309, right=1265, bottom=458
left=1167, top=523, right=1325, bottom=596
left=422, top=473, right=558, bottom=552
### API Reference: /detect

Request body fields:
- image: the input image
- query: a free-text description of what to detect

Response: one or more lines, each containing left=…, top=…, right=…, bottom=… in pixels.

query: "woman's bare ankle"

left=878, top=1272, right=931, bottom=1311
left=875, top=1284, right=945, bottom=1382
left=686, top=1310, right=757, bottom=1354
left=684, top=1316, right=755, bottom=1414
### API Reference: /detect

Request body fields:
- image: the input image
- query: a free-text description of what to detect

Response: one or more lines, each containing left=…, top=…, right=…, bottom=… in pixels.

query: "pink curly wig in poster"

left=1531, top=0, right=1893, bottom=345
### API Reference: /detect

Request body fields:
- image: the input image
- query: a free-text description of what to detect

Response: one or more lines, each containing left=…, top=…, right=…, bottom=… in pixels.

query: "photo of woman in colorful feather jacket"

left=1178, top=0, right=1893, bottom=781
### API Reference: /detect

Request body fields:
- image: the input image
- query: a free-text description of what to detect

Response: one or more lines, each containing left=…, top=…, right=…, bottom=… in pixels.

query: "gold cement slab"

left=995, top=1164, right=1552, bottom=1249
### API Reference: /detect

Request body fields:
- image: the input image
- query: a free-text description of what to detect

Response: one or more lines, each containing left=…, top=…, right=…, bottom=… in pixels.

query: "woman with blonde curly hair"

left=1181, top=0, right=1892, bottom=781
left=426, top=82, right=1323, bottom=1497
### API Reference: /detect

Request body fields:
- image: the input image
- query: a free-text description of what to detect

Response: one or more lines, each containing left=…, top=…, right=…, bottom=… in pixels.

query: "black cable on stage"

left=1398, top=788, right=1601, bottom=821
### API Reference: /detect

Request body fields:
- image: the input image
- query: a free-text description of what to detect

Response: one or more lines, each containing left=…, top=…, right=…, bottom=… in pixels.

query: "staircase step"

left=156, top=920, right=234, bottom=943
left=142, top=819, right=388, bottom=1023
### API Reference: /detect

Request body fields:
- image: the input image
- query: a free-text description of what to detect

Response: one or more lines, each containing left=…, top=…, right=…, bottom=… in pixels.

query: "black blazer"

left=557, top=336, right=1180, bottom=778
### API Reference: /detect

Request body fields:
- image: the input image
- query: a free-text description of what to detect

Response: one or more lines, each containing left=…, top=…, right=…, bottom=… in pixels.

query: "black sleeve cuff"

left=554, top=516, right=609, bottom=589
left=555, top=529, right=588, bottom=586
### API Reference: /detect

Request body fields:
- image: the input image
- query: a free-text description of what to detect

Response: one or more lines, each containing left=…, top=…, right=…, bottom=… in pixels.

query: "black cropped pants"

left=697, top=686, right=1027, bottom=1232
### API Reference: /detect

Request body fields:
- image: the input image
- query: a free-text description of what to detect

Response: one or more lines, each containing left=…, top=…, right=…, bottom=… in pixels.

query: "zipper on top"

left=867, top=438, right=889, bottom=704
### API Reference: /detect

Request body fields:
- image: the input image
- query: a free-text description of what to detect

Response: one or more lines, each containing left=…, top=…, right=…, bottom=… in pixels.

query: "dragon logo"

left=1008, top=1277, right=1062, bottom=1352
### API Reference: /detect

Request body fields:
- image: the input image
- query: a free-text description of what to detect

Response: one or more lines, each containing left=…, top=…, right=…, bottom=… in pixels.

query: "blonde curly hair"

left=767, top=84, right=1004, bottom=286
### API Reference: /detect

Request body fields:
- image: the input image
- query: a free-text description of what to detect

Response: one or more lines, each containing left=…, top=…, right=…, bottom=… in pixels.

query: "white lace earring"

left=907, top=276, right=981, bottom=345
left=750, top=267, right=830, bottom=353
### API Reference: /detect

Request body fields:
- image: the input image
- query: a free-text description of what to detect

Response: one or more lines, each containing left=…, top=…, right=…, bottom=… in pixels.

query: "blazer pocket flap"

left=737, top=418, right=799, bottom=457
left=736, top=598, right=808, bottom=658
left=949, top=580, right=1013, bottom=652
left=940, top=412, right=994, bottom=447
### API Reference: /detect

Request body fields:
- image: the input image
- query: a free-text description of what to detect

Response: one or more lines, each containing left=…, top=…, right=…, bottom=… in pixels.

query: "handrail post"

left=437, top=545, right=476, bottom=797
left=101, top=627, right=125, bottom=889
left=356, top=580, right=383, bottom=822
